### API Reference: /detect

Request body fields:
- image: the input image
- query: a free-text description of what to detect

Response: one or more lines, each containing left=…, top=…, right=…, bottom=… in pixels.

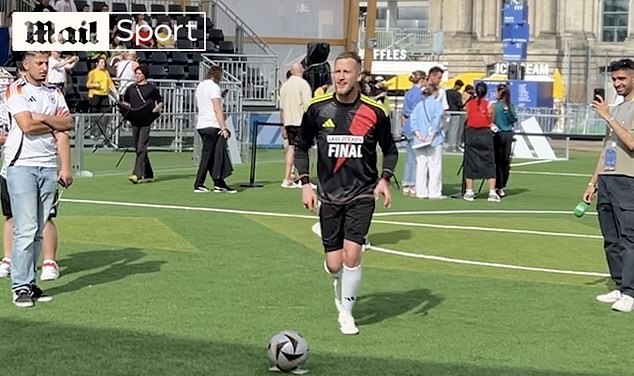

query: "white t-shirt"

left=195, top=79, right=222, bottom=129
left=116, top=60, right=135, bottom=96
left=279, top=75, right=312, bottom=127
left=436, top=87, right=449, bottom=111
left=4, top=79, right=69, bottom=168
left=47, top=56, right=66, bottom=84
left=54, top=0, right=77, bottom=12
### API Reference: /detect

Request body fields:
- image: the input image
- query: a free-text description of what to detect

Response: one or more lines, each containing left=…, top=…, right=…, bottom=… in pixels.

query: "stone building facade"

left=427, top=0, right=634, bottom=102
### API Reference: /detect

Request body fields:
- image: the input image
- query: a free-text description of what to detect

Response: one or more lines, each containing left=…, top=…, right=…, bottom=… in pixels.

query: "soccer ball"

left=267, top=330, right=309, bottom=372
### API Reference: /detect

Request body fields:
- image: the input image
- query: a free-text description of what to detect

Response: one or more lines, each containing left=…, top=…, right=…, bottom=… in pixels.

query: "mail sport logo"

left=12, top=12, right=206, bottom=52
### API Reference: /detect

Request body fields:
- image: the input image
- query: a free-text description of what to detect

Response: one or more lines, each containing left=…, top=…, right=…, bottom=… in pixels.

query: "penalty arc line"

left=310, top=223, right=609, bottom=278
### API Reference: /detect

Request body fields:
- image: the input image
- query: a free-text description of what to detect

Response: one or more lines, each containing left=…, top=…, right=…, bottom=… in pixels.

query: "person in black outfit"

left=294, top=51, right=398, bottom=335
left=119, top=65, right=163, bottom=184
left=445, top=79, right=464, bottom=152
left=33, top=0, right=55, bottom=12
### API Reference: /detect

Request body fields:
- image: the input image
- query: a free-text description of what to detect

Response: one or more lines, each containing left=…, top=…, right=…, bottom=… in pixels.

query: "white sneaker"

left=0, top=257, right=10, bottom=278
left=194, top=186, right=210, bottom=193
left=463, top=192, right=475, bottom=202
left=596, top=289, right=621, bottom=304
left=488, top=193, right=501, bottom=202
left=40, top=260, right=60, bottom=281
left=333, top=279, right=343, bottom=314
left=281, top=179, right=298, bottom=188
left=611, top=294, right=634, bottom=312
left=338, top=311, right=359, bottom=335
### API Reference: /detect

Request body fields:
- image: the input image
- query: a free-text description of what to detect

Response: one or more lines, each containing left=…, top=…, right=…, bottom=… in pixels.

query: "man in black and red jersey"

left=294, top=51, right=398, bottom=335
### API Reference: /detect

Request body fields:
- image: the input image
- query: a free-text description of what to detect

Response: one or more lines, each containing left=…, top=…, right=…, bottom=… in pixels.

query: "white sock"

left=466, top=189, right=474, bottom=194
left=324, top=260, right=342, bottom=300
left=489, top=190, right=497, bottom=195
left=340, top=264, right=362, bottom=312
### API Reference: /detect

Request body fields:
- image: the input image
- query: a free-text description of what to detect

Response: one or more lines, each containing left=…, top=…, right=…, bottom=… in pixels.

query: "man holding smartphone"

left=585, top=58, right=634, bottom=313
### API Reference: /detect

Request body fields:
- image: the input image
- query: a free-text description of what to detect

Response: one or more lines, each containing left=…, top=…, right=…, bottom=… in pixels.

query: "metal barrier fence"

left=70, top=110, right=251, bottom=176
left=202, top=53, right=279, bottom=107
left=359, top=28, right=444, bottom=54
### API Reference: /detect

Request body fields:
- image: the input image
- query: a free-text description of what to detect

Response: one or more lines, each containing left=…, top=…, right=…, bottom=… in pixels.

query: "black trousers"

left=89, top=95, right=110, bottom=137
left=597, top=175, right=634, bottom=297
left=194, top=127, right=222, bottom=188
left=131, top=125, right=153, bottom=179
left=494, top=132, right=514, bottom=189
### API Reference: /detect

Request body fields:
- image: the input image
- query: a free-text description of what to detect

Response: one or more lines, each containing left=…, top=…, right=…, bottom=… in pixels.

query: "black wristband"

left=381, top=171, right=392, bottom=181
left=299, top=176, right=310, bottom=185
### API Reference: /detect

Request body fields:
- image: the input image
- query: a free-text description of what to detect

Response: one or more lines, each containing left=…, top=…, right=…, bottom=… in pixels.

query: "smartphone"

left=593, top=88, right=605, bottom=102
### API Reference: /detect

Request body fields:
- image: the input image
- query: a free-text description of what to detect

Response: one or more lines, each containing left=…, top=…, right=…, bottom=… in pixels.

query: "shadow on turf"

left=1, top=318, right=607, bottom=376
left=441, top=183, right=529, bottom=198
left=369, top=230, right=411, bottom=246
left=47, top=248, right=166, bottom=295
left=354, top=288, right=443, bottom=326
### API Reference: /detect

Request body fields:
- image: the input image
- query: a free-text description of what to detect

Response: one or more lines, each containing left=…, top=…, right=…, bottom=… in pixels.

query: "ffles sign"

left=13, top=12, right=206, bottom=51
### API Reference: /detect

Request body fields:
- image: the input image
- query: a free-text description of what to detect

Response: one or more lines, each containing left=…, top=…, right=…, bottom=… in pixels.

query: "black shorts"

left=0, top=176, right=58, bottom=220
left=319, top=198, right=375, bottom=252
left=285, top=126, right=300, bottom=146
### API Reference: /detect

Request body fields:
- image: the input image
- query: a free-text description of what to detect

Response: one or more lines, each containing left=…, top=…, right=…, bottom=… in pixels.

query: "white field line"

left=372, top=219, right=602, bottom=240
left=510, top=160, right=554, bottom=167
left=374, top=209, right=597, bottom=217
left=511, top=170, right=590, bottom=178
left=309, top=223, right=609, bottom=277
left=63, top=198, right=602, bottom=240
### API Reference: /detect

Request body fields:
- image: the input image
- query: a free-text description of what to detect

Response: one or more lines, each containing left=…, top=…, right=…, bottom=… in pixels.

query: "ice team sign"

left=12, top=12, right=206, bottom=51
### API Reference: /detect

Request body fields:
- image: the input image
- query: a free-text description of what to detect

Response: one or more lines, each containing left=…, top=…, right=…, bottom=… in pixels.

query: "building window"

left=603, top=0, right=629, bottom=42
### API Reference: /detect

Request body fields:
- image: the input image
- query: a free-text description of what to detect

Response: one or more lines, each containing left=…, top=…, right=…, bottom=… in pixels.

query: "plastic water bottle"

left=605, top=142, right=617, bottom=171
left=574, top=201, right=590, bottom=218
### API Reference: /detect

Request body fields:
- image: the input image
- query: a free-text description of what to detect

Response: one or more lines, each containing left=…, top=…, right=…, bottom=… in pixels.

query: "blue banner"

left=503, top=3, right=528, bottom=24
left=474, top=80, right=554, bottom=109
left=502, top=23, right=530, bottom=43
left=502, top=42, right=527, bottom=62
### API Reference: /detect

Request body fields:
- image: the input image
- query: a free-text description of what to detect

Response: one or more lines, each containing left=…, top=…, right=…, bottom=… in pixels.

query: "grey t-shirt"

left=601, top=99, right=634, bottom=177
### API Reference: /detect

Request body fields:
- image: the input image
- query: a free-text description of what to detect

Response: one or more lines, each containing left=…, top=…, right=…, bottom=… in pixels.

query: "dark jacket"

left=212, top=134, right=233, bottom=180
left=122, top=82, right=163, bottom=127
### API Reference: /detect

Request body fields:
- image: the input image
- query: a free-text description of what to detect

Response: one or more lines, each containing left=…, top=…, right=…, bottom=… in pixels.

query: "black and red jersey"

left=294, top=93, right=398, bottom=204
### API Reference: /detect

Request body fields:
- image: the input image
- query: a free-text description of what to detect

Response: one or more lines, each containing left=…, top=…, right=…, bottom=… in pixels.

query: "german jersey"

left=295, top=93, right=398, bottom=204
left=4, top=78, right=69, bottom=168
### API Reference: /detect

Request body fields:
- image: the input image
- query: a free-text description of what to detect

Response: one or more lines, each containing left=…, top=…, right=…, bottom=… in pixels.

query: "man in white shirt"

left=47, top=51, right=78, bottom=91
left=115, top=51, right=139, bottom=98
left=427, top=66, right=449, bottom=111
left=279, top=63, right=312, bottom=188
left=193, top=65, right=236, bottom=193
left=4, top=51, right=73, bottom=308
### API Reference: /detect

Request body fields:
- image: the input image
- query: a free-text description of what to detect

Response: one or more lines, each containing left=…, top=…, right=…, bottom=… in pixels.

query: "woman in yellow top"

left=156, top=23, right=175, bottom=48
left=86, top=57, right=118, bottom=138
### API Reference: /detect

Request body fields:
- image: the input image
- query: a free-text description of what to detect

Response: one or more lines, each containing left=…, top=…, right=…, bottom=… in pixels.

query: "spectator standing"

left=445, top=80, right=464, bottom=152
left=193, top=66, right=236, bottom=193
left=463, top=83, right=500, bottom=202
left=33, top=0, right=55, bottom=12
left=490, top=83, right=517, bottom=198
left=54, top=0, right=77, bottom=12
left=279, top=63, right=312, bottom=188
left=400, top=70, right=426, bottom=195
left=410, top=85, right=445, bottom=199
